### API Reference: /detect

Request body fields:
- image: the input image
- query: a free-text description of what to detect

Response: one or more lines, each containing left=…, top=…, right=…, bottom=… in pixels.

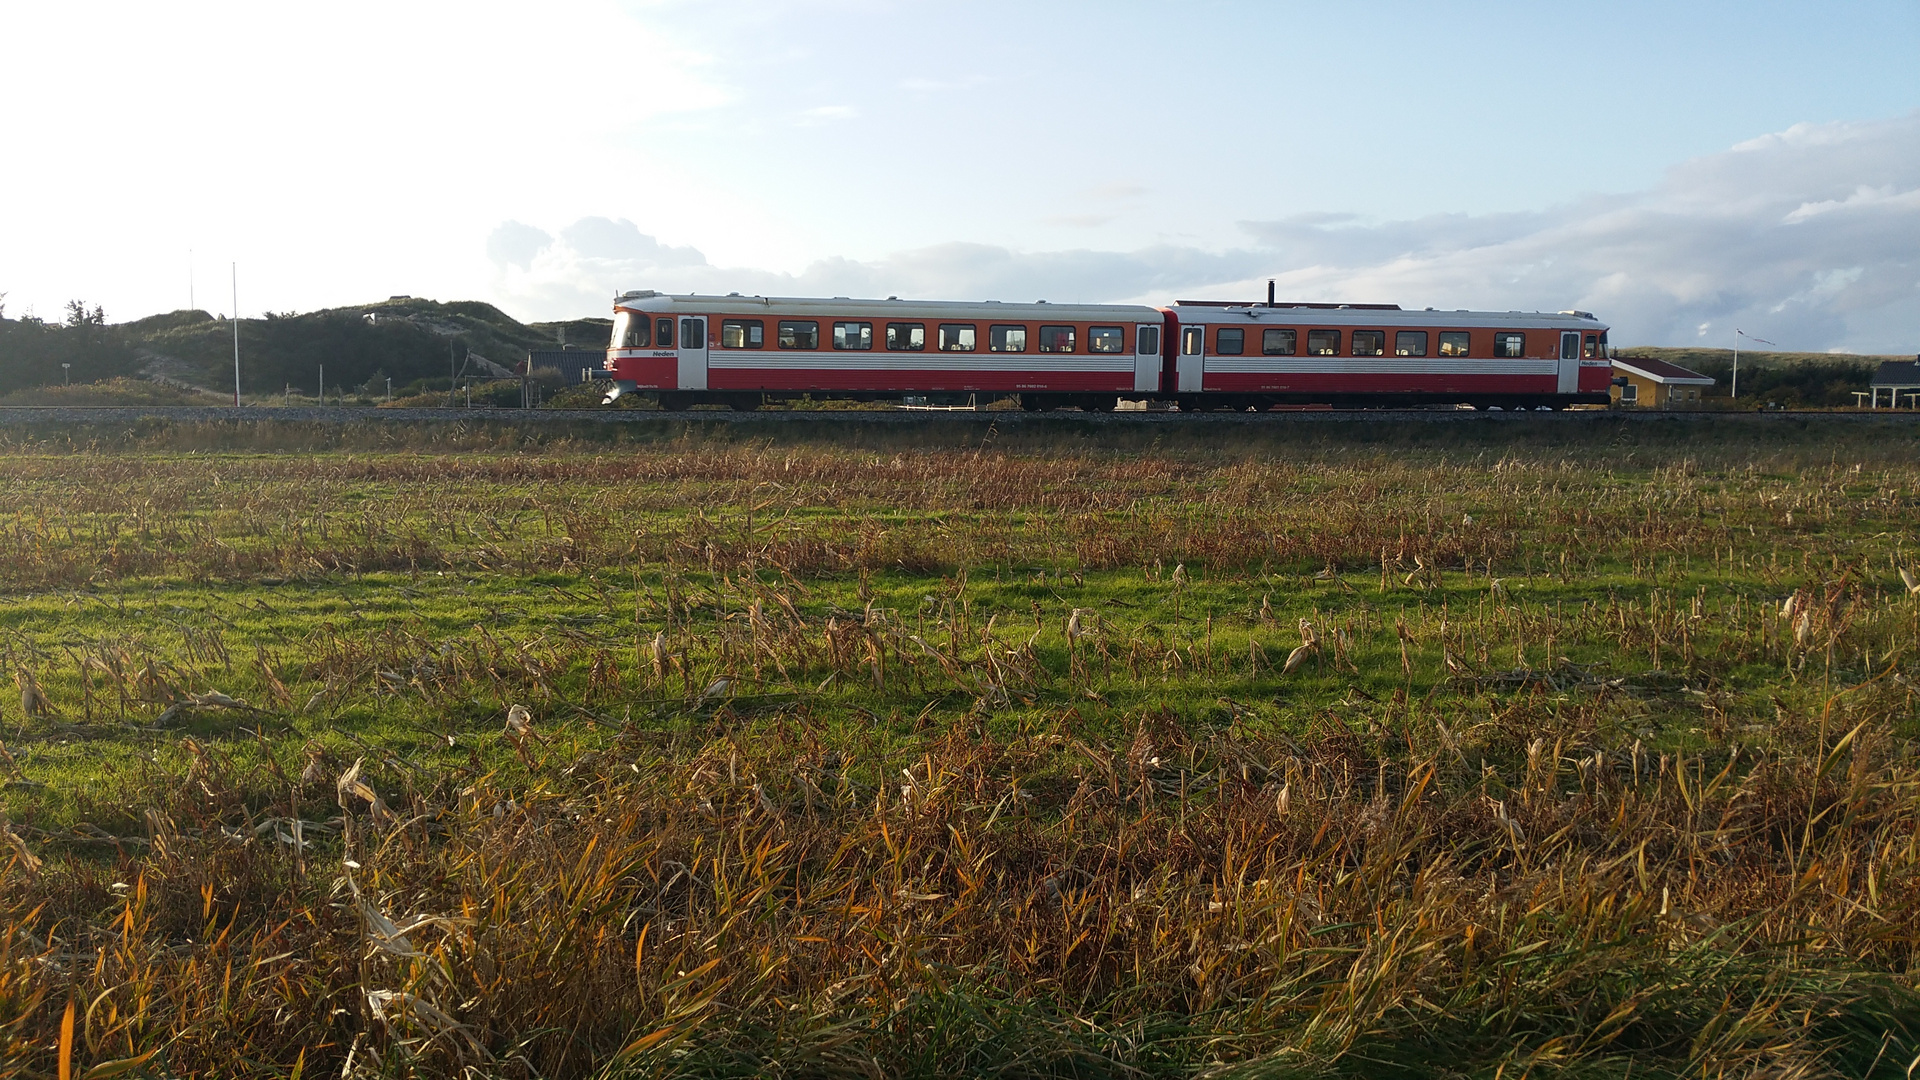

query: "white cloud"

left=489, top=113, right=1920, bottom=353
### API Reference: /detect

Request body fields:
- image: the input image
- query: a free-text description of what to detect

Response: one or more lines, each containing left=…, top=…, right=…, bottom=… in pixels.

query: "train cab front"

left=1578, top=321, right=1614, bottom=401
left=603, top=293, right=678, bottom=403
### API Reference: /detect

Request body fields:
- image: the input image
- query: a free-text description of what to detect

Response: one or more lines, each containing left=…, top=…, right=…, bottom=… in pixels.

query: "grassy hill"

left=0, top=296, right=611, bottom=400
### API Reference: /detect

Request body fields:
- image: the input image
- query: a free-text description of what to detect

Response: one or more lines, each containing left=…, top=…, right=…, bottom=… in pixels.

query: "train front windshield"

left=609, top=311, right=652, bottom=348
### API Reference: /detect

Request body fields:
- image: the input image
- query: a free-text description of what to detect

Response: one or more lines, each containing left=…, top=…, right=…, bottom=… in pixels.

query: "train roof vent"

left=1558, top=310, right=1597, bottom=319
left=619, top=290, right=658, bottom=299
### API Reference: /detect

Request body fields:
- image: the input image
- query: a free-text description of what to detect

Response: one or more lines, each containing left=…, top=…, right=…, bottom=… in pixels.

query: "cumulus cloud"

left=488, top=113, right=1920, bottom=352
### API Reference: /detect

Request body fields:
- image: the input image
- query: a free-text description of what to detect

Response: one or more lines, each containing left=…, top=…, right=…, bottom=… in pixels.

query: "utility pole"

left=449, top=343, right=458, bottom=407
left=319, top=364, right=324, bottom=406
left=231, top=263, right=241, bottom=406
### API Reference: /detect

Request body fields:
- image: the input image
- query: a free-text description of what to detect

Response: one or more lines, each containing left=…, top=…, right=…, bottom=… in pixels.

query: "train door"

left=1557, top=331, right=1579, bottom=394
left=678, top=316, right=708, bottom=390
left=1134, top=323, right=1161, bottom=393
left=1178, top=325, right=1205, bottom=392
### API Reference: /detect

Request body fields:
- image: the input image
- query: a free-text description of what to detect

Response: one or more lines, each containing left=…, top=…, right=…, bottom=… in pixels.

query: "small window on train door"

left=833, top=322, right=873, bottom=350
left=937, top=324, right=977, bottom=352
left=1493, top=332, right=1525, bottom=358
left=1307, top=330, right=1339, bottom=356
left=721, top=319, right=763, bottom=349
left=1215, top=327, right=1245, bottom=355
left=656, top=318, right=674, bottom=349
left=1039, top=325, right=1076, bottom=353
left=1438, top=331, right=1469, bottom=357
left=988, top=325, right=1028, bottom=353
left=777, top=320, right=819, bottom=350
left=680, top=318, right=705, bottom=349
left=1394, top=331, right=1428, bottom=357
left=1351, top=330, right=1386, bottom=357
left=1584, top=333, right=1599, bottom=359
left=1181, top=326, right=1203, bottom=355
left=1560, top=333, right=1579, bottom=361
left=1088, top=326, right=1125, bottom=353
left=1262, top=328, right=1296, bottom=355
left=1137, top=326, right=1160, bottom=355
left=886, top=323, right=925, bottom=351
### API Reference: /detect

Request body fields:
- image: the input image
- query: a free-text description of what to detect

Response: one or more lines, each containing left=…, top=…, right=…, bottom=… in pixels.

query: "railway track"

left=0, top=405, right=1912, bottom=426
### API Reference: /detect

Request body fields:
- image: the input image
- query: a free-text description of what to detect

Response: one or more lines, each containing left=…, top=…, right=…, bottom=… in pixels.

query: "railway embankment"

left=1, top=404, right=1918, bottom=426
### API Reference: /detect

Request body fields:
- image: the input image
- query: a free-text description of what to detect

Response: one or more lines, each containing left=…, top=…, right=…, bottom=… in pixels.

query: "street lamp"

left=61, top=363, right=70, bottom=386
left=1732, top=329, right=1775, bottom=400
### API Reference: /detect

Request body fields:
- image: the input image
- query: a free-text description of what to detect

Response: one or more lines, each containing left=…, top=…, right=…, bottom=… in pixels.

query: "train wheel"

left=660, top=392, right=690, bottom=412
left=1077, top=395, right=1116, bottom=413
left=1019, top=394, right=1047, bottom=412
left=726, top=394, right=762, bottom=412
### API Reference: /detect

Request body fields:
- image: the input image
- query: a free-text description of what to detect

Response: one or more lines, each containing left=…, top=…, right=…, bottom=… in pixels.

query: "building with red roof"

left=1610, top=356, right=1715, bottom=408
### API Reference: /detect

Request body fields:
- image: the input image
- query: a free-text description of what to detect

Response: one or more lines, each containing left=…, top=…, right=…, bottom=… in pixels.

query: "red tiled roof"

left=1613, top=357, right=1715, bottom=384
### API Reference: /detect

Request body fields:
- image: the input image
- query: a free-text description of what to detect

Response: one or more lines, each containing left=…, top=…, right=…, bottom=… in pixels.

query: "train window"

left=1089, top=326, right=1125, bottom=353
left=656, top=318, right=674, bottom=350
left=833, top=322, right=873, bottom=350
left=1438, top=331, right=1469, bottom=357
left=886, top=323, right=926, bottom=351
left=1215, top=327, right=1245, bottom=355
left=1182, top=327, right=1204, bottom=355
left=1351, top=331, right=1385, bottom=357
left=1137, top=326, right=1160, bottom=354
left=988, top=325, right=1028, bottom=353
left=937, top=324, right=977, bottom=352
left=1560, top=333, right=1579, bottom=360
left=1394, top=331, right=1428, bottom=357
left=616, top=312, right=651, bottom=349
left=1262, top=328, right=1296, bottom=356
left=1307, top=330, right=1339, bottom=356
left=777, top=320, right=819, bottom=350
left=1039, top=325, right=1076, bottom=353
left=1584, top=333, right=1599, bottom=359
left=1494, top=332, right=1525, bottom=358
left=720, top=319, right=763, bottom=349
left=680, top=318, right=704, bottom=349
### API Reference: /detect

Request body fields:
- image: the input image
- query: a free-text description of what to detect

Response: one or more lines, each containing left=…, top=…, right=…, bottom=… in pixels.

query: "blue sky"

left=2, top=0, right=1917, bottom=350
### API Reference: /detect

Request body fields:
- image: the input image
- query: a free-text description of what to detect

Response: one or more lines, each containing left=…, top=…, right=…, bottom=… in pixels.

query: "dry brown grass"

left=0, top=430, right=1918, bottom=1077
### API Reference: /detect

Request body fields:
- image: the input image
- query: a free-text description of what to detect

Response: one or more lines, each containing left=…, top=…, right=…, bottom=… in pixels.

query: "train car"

left=604, top=289, right=1614, bottom=411
left=1159, top=296, right=1614, bottom=410
left=603, top=291, right=1162, bottom=410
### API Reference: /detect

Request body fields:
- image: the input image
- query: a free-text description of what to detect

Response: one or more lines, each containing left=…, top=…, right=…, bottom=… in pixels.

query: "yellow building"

left=1611, top=357, right=1714, bottom=408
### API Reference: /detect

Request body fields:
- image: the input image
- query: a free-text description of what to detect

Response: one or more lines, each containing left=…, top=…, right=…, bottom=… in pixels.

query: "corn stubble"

left=1, top=433, right=1919, bottom=1078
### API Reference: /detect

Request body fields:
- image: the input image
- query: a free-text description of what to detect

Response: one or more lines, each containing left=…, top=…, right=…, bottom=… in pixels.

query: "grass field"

left=3, top=416, right=1920, bottom=1078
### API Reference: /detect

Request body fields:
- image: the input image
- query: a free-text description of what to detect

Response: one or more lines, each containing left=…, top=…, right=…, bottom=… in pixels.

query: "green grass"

left=2, top=418, right=1919, bottom=1078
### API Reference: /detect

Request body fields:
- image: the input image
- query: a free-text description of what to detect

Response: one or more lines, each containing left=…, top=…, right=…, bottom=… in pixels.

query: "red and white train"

left=603, top=287, right=1612, bottom=410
